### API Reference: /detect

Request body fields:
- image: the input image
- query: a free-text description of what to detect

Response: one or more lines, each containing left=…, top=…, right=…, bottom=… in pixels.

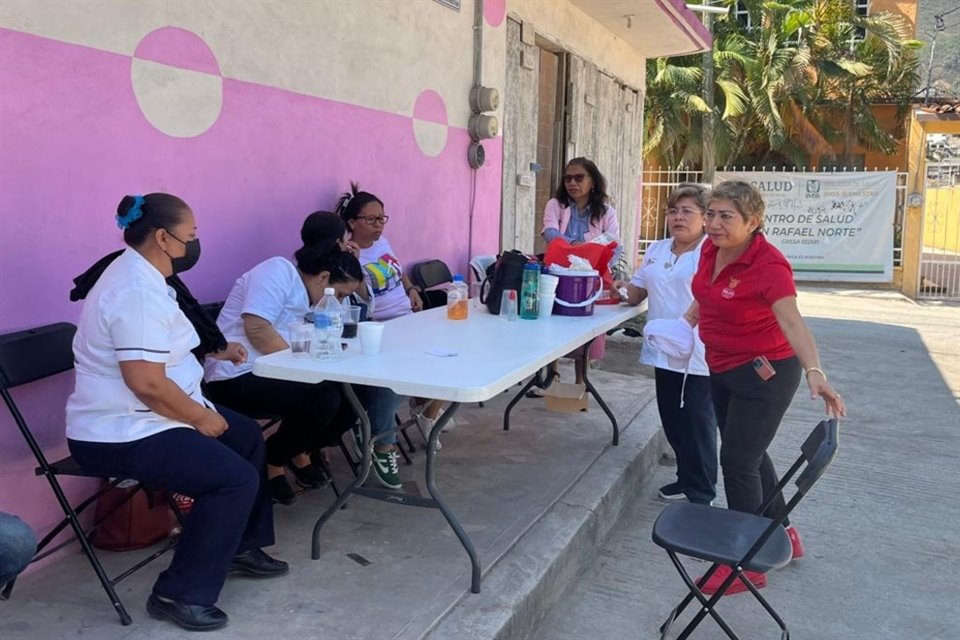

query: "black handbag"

left=480, top=250, right=535, bottom=315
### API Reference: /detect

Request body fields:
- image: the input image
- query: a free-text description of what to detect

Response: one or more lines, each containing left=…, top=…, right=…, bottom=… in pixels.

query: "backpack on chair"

left=480, top=250, right=536, bottom=315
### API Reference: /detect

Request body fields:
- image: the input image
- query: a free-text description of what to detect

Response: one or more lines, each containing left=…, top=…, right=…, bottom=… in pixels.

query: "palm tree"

left=642, top=0, right=921, bottom=169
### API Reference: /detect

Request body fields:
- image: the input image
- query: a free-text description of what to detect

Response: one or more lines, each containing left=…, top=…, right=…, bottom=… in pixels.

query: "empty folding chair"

left=0, top=322, right=182, bottom=625
left=410, top=259, right=453, bottom=310
left=651, top=418, right=839, bottom=640
left=469, top=254, right=496, bottom=286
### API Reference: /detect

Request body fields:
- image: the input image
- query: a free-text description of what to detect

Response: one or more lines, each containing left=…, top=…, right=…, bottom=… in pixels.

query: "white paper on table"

left=425, top=347, right=459, bottom=358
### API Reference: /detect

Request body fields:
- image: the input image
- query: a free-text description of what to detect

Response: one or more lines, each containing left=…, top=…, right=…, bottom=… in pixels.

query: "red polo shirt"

left=692, top=233, right=796, bottom=373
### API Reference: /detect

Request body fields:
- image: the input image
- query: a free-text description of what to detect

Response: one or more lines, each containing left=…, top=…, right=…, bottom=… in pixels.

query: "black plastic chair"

left=410, top=259, right=453, bottom=310
left=652, top=419, right=840, bottom=640
left=0, top=322, right=182, bottom=625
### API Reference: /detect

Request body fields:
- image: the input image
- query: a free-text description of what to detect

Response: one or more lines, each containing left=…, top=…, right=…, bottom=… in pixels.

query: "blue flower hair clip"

left=116, top=194, right=145, bottom=230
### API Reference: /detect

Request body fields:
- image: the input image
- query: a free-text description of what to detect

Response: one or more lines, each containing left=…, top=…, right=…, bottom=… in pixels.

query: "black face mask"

left=164, top=231, right=202, bottom=274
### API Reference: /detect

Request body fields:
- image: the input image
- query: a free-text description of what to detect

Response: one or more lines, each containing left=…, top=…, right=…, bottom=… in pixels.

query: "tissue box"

left=543, top=382, right=589, bottom=413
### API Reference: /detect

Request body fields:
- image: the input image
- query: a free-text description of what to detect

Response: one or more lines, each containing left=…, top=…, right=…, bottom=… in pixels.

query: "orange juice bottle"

left=447, top=274, right=469, bottom=320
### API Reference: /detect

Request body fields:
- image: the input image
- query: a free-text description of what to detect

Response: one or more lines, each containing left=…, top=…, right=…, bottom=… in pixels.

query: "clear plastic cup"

left=288, top=322, right=312, bottom=358
left=358, top=321, right=385, bottom=355
left=343, top=306, right=362, bottom=338
left=470, top=281, right=483, bottom=310
left=501, top=289, right=519, bottom=321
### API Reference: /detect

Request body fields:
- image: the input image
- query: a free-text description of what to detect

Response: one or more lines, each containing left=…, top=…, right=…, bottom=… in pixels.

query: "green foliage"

left=644, top=0, right=922, bottom=169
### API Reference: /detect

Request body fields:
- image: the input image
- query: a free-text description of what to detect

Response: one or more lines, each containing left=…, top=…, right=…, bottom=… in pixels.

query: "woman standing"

left=686, top=181, right=845, bottom=594
left=541, top=157, right=620, bottom=385
left=67, top=194, right=286, bottom=632
left=614, top=184, right=717, bottom=505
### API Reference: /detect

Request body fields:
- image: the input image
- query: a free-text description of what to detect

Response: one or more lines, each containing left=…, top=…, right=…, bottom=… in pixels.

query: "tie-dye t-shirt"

left=358, top=236, right=412, bottom=321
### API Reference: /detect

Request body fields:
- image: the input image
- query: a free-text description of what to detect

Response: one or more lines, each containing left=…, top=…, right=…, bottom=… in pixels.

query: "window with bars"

left=734, top=1, right=752, bottom=30
left=849, top=0, right=870, bottom=47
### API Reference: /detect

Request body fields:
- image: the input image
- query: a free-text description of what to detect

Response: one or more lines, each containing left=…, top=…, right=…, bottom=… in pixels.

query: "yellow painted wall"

left=923, top=187, right=960, bottom=252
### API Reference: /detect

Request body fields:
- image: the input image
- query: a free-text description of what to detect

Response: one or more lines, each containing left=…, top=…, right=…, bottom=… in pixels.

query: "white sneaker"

left=415, top=412, right=447, bottom=449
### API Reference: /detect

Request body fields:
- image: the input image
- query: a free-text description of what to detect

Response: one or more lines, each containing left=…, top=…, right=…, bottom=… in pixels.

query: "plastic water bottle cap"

left=524, top=262, right=540, bottom=270
left=324, top=287, right=336, bottom=295
left=453, top=274, right=465, bottom=282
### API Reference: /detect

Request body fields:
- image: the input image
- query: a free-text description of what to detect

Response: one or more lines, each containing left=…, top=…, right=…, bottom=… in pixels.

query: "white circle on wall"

left=130, top=27, right=223, bottom=138
left=412, top=90, right=449, bottom=157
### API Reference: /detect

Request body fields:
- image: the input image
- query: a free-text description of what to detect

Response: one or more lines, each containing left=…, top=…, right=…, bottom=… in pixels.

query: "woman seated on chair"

left=335, top=183, right=454, bottom=449
left=298, top=210, right=408, bottom=490
left=203, top=241, right=357, bottom=505
left=67, top=193, right=286, bottom=633
left=539, top=157, right=621, bottom=388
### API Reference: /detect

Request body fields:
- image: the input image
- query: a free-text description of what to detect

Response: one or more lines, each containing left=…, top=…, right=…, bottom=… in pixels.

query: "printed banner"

left=716, top=171, right=897, bottom=282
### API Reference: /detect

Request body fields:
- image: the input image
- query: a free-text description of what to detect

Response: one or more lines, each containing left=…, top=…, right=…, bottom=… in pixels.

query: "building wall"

left=0, top=0, right=507, bottom=551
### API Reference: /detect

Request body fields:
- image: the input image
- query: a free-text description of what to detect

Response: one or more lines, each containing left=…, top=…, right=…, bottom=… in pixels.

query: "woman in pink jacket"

left=540, top=157, right=620, bottom=386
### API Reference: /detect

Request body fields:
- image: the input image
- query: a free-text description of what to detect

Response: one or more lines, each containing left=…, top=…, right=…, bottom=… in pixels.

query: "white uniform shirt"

left=204, top=257, right=309, bottom=382
left=66, top=249, right=211, bottom=443
left=358, top=236, right=411, bottom=321
left=630, top=236, right=709, bottom=376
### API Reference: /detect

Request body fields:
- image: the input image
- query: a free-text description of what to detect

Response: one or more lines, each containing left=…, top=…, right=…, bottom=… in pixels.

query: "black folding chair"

left=652, top=418, right=840, bottom=640
left=0, top=322, right=183, bottom=625
left=410, top=259, right=453, bottom=310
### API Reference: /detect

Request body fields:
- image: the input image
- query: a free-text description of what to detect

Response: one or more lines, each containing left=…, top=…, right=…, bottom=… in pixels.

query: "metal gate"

left=918, top=139, right=960, bottom=300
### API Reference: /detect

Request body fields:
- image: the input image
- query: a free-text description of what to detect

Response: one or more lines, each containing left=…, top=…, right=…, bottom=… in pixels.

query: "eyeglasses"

left=563, top=173, right=588, bottom=184
left=665, top=207, right=703, bottom=218
left=357, top=215, right=389, bottom=226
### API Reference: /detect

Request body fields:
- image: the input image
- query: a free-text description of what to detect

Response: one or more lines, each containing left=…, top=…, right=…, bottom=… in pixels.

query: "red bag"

left=92, top=480, right=178, bottom=551
left=543, top=238, right=619, bottom=293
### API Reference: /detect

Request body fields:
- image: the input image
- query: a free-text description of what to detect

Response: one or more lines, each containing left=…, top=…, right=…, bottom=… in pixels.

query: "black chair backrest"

left=411, top=259, right=453, bottom=310
left=795, top=418, right=839, bottom=494
left=411, top=259, right=453, bottom=290
left=200, top=301, right=225, bottom=321
left=0, top=322, right=77, bottom=390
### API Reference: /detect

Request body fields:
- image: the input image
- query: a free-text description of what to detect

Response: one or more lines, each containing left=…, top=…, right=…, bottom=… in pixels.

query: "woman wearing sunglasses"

left=539, top=158, right=621, bottom=386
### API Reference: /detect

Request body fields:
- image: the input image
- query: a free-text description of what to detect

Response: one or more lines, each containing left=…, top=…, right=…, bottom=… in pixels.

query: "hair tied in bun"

left=116, top=194, right=145, bottom=230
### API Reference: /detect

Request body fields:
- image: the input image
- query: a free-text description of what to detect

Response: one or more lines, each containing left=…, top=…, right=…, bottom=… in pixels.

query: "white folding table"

left=253, top=302, right=642, bottom=593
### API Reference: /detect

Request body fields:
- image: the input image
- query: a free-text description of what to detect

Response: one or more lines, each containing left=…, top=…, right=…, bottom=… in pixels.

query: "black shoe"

left=146, top=593, right=228, bottom=632
left=268, top=475, right=297, bottom=505
left=658, top=482, right=687, bottom=501
left=229, top=548, right=289, bottom=579
left=287, top=461, right=329, bottom=488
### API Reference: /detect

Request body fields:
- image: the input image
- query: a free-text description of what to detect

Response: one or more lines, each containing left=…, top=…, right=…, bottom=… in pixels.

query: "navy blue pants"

left=710, top=356, right=802, bottom=524
left=68, top=405, right=274, bottom=606
left=655, top=368, right=718, bottom=504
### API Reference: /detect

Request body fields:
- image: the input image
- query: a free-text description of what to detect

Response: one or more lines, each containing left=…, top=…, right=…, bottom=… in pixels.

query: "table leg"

left=311, top=383, right=371, bottom=559
left=423, top=403, right=481, bottom=593
left=579, top=344, right=619, bottom=446
left=310, top=391, right=483, bottom=592
left=503, top=367, right=559, bottom=431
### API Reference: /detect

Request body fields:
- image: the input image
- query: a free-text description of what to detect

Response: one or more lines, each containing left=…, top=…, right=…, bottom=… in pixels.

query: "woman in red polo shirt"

left=685, top=180, right=845, bottom=595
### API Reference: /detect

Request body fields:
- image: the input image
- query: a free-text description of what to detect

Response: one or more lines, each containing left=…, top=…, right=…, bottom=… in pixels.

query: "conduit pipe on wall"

left=467, top=0, right=484, bottom=262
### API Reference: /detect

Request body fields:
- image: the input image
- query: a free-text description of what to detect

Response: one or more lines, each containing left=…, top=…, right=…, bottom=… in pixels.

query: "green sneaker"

left=371, top=448, right=402, bottom=490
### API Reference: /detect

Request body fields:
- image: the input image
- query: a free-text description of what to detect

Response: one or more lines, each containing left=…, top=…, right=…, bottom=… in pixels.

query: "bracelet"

left=805, top=367, right=826, bottom=382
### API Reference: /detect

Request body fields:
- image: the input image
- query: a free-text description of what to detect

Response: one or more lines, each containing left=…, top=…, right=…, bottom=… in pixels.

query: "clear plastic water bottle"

left=520, top=262, right=540, bottom=320
left=312, top=287, right=343, bottom=361
left=447, top=274, right=469, bottom=320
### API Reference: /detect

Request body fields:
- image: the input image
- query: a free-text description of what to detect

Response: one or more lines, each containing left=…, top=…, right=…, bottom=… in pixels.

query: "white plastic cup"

left=358, top=321, right=385, bottom=355
left=539, top=293, right=556, bottom=318
left=539, top=274, right=559, bottom=296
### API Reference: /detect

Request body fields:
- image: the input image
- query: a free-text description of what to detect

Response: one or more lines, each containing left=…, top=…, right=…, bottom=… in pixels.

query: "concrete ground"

left=534, top=287, right=960, bottom=640
left=2, top=288, right=957, bottom=640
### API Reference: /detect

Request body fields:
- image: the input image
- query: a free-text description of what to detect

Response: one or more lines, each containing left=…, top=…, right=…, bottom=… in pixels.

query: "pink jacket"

left=541, top=198, right=620, bottom=243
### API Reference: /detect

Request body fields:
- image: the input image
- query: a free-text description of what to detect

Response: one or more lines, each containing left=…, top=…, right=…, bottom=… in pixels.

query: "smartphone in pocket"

left=752, top=355, right=777, bottom=381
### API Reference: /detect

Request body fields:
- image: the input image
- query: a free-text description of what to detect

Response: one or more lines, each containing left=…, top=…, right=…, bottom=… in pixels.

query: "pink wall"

left=0, top=28, right=503, bottom=549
